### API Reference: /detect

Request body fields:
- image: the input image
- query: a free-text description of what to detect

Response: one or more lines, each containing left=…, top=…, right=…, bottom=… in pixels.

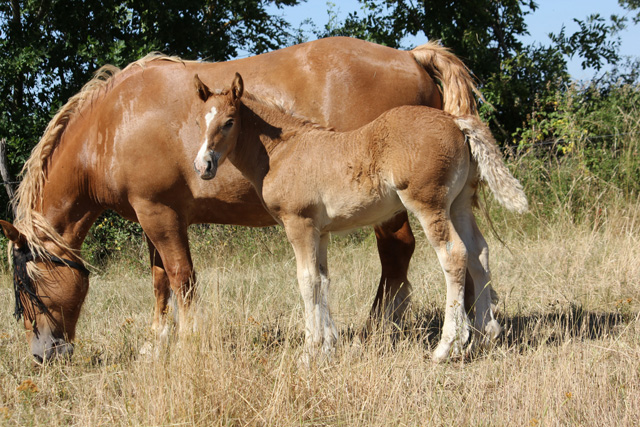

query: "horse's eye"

left=223, top=119, right=234, bottom=129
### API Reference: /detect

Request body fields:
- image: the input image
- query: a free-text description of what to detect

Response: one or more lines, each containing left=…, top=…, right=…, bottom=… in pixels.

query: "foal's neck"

left=240, top=96, right=327, bottom=146
left=232, top=98, right=324, bottom=188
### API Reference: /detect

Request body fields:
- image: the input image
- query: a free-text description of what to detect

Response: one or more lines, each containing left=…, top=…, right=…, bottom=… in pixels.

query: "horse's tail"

left=454, top=116, right=528, bottom=213
left=411, top=41, right=484, bottom=117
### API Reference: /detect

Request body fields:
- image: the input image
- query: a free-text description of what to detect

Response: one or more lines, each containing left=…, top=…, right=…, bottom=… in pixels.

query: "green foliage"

left=549, top=14, right=623, bottom=71
left=620, top=0, right=640, bottom=24
left=511, top=71, right=640, bottom=222
left=82, top=211, right=144, bottom=266
left=0, top=0, right=300, bottom=219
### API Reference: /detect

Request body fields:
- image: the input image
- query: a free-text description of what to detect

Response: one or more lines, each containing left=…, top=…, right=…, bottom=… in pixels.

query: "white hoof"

left=432, top=342, right=452, bottom=363
left=485, top=319, right=502, bottom=341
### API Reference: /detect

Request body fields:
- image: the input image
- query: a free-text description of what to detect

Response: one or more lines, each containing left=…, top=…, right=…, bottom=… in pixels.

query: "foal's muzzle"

left=194, top=150, right=220, bottom=180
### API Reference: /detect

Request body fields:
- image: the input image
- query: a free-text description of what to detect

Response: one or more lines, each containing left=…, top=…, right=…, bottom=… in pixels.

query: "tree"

left=0, top=0, right=299, bottom=217
left=620, top=0, right=640, bottom=24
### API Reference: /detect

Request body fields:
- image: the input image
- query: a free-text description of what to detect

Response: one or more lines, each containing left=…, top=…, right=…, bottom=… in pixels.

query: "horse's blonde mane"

left=127, top=52, right=187, bottom=70
left=13, top=53, right=186, bottom=262
left=13, top=64, right=120, bottom=260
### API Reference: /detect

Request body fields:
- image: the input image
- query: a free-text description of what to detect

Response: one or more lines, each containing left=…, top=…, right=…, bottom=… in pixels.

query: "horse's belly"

left=321, top=190, right=404, bottom=233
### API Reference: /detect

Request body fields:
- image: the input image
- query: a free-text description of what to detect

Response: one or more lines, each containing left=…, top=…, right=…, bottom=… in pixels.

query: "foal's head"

left=193, top=73, right=244, bottom=180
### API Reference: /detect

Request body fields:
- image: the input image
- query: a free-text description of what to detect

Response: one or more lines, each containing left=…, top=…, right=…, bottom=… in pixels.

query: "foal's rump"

left=368, top=106, right=526, bottom=215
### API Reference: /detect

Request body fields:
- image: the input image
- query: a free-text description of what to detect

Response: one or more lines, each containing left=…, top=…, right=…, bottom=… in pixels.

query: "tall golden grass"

left=0, top=197, right=638, bottom=425
left=1, top=91, right=639, bottom=425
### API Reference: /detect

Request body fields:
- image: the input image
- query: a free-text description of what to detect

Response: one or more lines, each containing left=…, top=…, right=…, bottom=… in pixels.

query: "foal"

left=193, top=73, right=527, bottom=362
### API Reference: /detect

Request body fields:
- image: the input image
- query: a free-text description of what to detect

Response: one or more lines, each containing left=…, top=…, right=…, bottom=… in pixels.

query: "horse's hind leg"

left=371, top=213, right=478, bottom=335
left=451, top=206, right=501, bottom=352
left=369, top=213, right=414, bottom=329
left=450, top=184, right=501, bottom=350
left=410, top=205, right=469, bottom=362
left=283, top=217, right=337, bottom=363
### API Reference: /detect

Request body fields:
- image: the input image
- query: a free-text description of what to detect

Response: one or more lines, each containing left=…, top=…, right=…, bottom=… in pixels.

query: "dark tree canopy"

left=311, top=0, right=628, bottom=137
left=0, top=0, right=298, bottom=185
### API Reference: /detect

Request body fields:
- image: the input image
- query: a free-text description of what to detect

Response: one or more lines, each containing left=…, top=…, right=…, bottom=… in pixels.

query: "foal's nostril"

left=32, top=353, right=44, bottom=365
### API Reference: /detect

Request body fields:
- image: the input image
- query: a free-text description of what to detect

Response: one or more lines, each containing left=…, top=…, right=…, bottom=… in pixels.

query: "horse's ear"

left=194, top=74, right=213, bottom=102
left=232, top=72, right=244, bottom=102
left=0, top=220, right=26, bottom=247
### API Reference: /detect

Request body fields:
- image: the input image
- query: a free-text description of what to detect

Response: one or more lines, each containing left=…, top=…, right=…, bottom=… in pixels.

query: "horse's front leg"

left=317, top=233, right=337, bottom=354
left=135, top=202, right=196, bottom=335
left=283, top=217, right=337, bottom=363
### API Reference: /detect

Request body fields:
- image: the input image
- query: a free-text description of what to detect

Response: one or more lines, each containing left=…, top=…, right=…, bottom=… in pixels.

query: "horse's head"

left=1, top=220, right=89, bottom=364
left=193, top=73, right=244, bottom=180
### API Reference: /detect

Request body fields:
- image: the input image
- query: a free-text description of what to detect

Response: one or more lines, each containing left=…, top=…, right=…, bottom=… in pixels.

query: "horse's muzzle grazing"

left=194, top=150, right=219, bottom=180
left=30, top=332, right=74, bottom=364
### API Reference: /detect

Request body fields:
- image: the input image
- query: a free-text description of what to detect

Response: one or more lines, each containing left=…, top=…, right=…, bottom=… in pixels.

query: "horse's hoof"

left=485, top=319, right=502, bottom=341
left=432, top=342, right=451, bottom=363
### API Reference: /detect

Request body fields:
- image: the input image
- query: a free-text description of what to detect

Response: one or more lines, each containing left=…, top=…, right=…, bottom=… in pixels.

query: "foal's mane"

left=13, top=53, right=184, bottom=263
left=240, top=91, right=333, bottom=135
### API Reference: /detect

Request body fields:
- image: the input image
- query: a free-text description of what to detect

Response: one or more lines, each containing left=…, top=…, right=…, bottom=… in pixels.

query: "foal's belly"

left=320, top=189, right=405, bottom=233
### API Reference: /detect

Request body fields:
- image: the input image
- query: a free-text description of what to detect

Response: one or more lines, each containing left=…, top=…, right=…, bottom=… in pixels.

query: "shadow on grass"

left=228, top=304, right=633, bottom=357
left=405, top=304, right=631, bottom=353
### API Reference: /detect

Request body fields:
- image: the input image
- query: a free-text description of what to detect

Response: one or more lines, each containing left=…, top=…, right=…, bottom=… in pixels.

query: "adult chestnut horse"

left=1, top=37, right=482, bottom=362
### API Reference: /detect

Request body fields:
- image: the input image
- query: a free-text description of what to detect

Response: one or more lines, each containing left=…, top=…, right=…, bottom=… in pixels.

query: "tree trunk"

left=0, top=138, right=17, bottom=216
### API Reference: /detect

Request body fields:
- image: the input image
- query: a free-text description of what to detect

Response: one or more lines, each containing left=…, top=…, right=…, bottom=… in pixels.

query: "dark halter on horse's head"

left=11, top=244, right=89, bottom=336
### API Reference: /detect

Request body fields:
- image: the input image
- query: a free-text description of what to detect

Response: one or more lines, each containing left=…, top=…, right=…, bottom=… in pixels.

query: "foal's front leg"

left=283, top=218, right=338, bottom=362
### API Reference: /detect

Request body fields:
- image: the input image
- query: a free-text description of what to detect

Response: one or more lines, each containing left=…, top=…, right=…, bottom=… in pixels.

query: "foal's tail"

left=454, top=116, right=528, bottom=213
left=411, top=42, right=484, bottom=116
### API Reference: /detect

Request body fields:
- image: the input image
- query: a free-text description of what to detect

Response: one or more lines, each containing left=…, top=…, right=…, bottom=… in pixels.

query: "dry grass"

left=0, top=206, right=639, bottom=426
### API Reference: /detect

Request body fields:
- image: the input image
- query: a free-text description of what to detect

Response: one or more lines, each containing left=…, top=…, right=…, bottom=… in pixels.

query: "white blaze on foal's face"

left=195, top=105, right=217, bottom=169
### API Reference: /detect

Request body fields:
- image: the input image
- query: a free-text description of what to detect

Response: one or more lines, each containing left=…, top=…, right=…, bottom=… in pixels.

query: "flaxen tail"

left=411, top=41, right=484, bottom=116
left=454, top=116, right=528, bottom=213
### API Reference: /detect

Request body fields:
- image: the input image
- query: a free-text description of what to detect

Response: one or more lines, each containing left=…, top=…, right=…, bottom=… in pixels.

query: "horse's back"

left=59, top=38, right=444, bottom=224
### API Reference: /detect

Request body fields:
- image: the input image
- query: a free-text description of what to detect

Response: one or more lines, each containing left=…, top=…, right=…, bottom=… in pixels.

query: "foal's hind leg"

left=452, top=209, right=501, bottom=351
left=411, top=206, right=470, bottom=362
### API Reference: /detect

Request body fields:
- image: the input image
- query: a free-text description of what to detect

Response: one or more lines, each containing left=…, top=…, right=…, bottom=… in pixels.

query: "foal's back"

left=262, top=106, right=470, bottom=232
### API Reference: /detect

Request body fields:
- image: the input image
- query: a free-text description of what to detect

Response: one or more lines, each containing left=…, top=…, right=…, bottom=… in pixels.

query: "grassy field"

left=1, top=87, right=639, bottom=425
left=0, top=197, right=638, bottom=425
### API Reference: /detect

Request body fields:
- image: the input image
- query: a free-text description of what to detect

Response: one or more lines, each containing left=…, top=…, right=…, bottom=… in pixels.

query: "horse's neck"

left=38, top=160, right=101, bottom=250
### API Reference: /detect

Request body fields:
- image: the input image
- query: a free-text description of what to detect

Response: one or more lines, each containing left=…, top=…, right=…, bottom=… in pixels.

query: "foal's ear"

left=194, top=74, right=213, bottom=102
left=231, top=72, right=244, bottom=102
left=0, top=219, right=26, bottom=247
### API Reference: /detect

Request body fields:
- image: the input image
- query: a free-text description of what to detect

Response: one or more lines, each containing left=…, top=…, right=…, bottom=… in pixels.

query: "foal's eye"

left=223, top=119, right=234, bottom=129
